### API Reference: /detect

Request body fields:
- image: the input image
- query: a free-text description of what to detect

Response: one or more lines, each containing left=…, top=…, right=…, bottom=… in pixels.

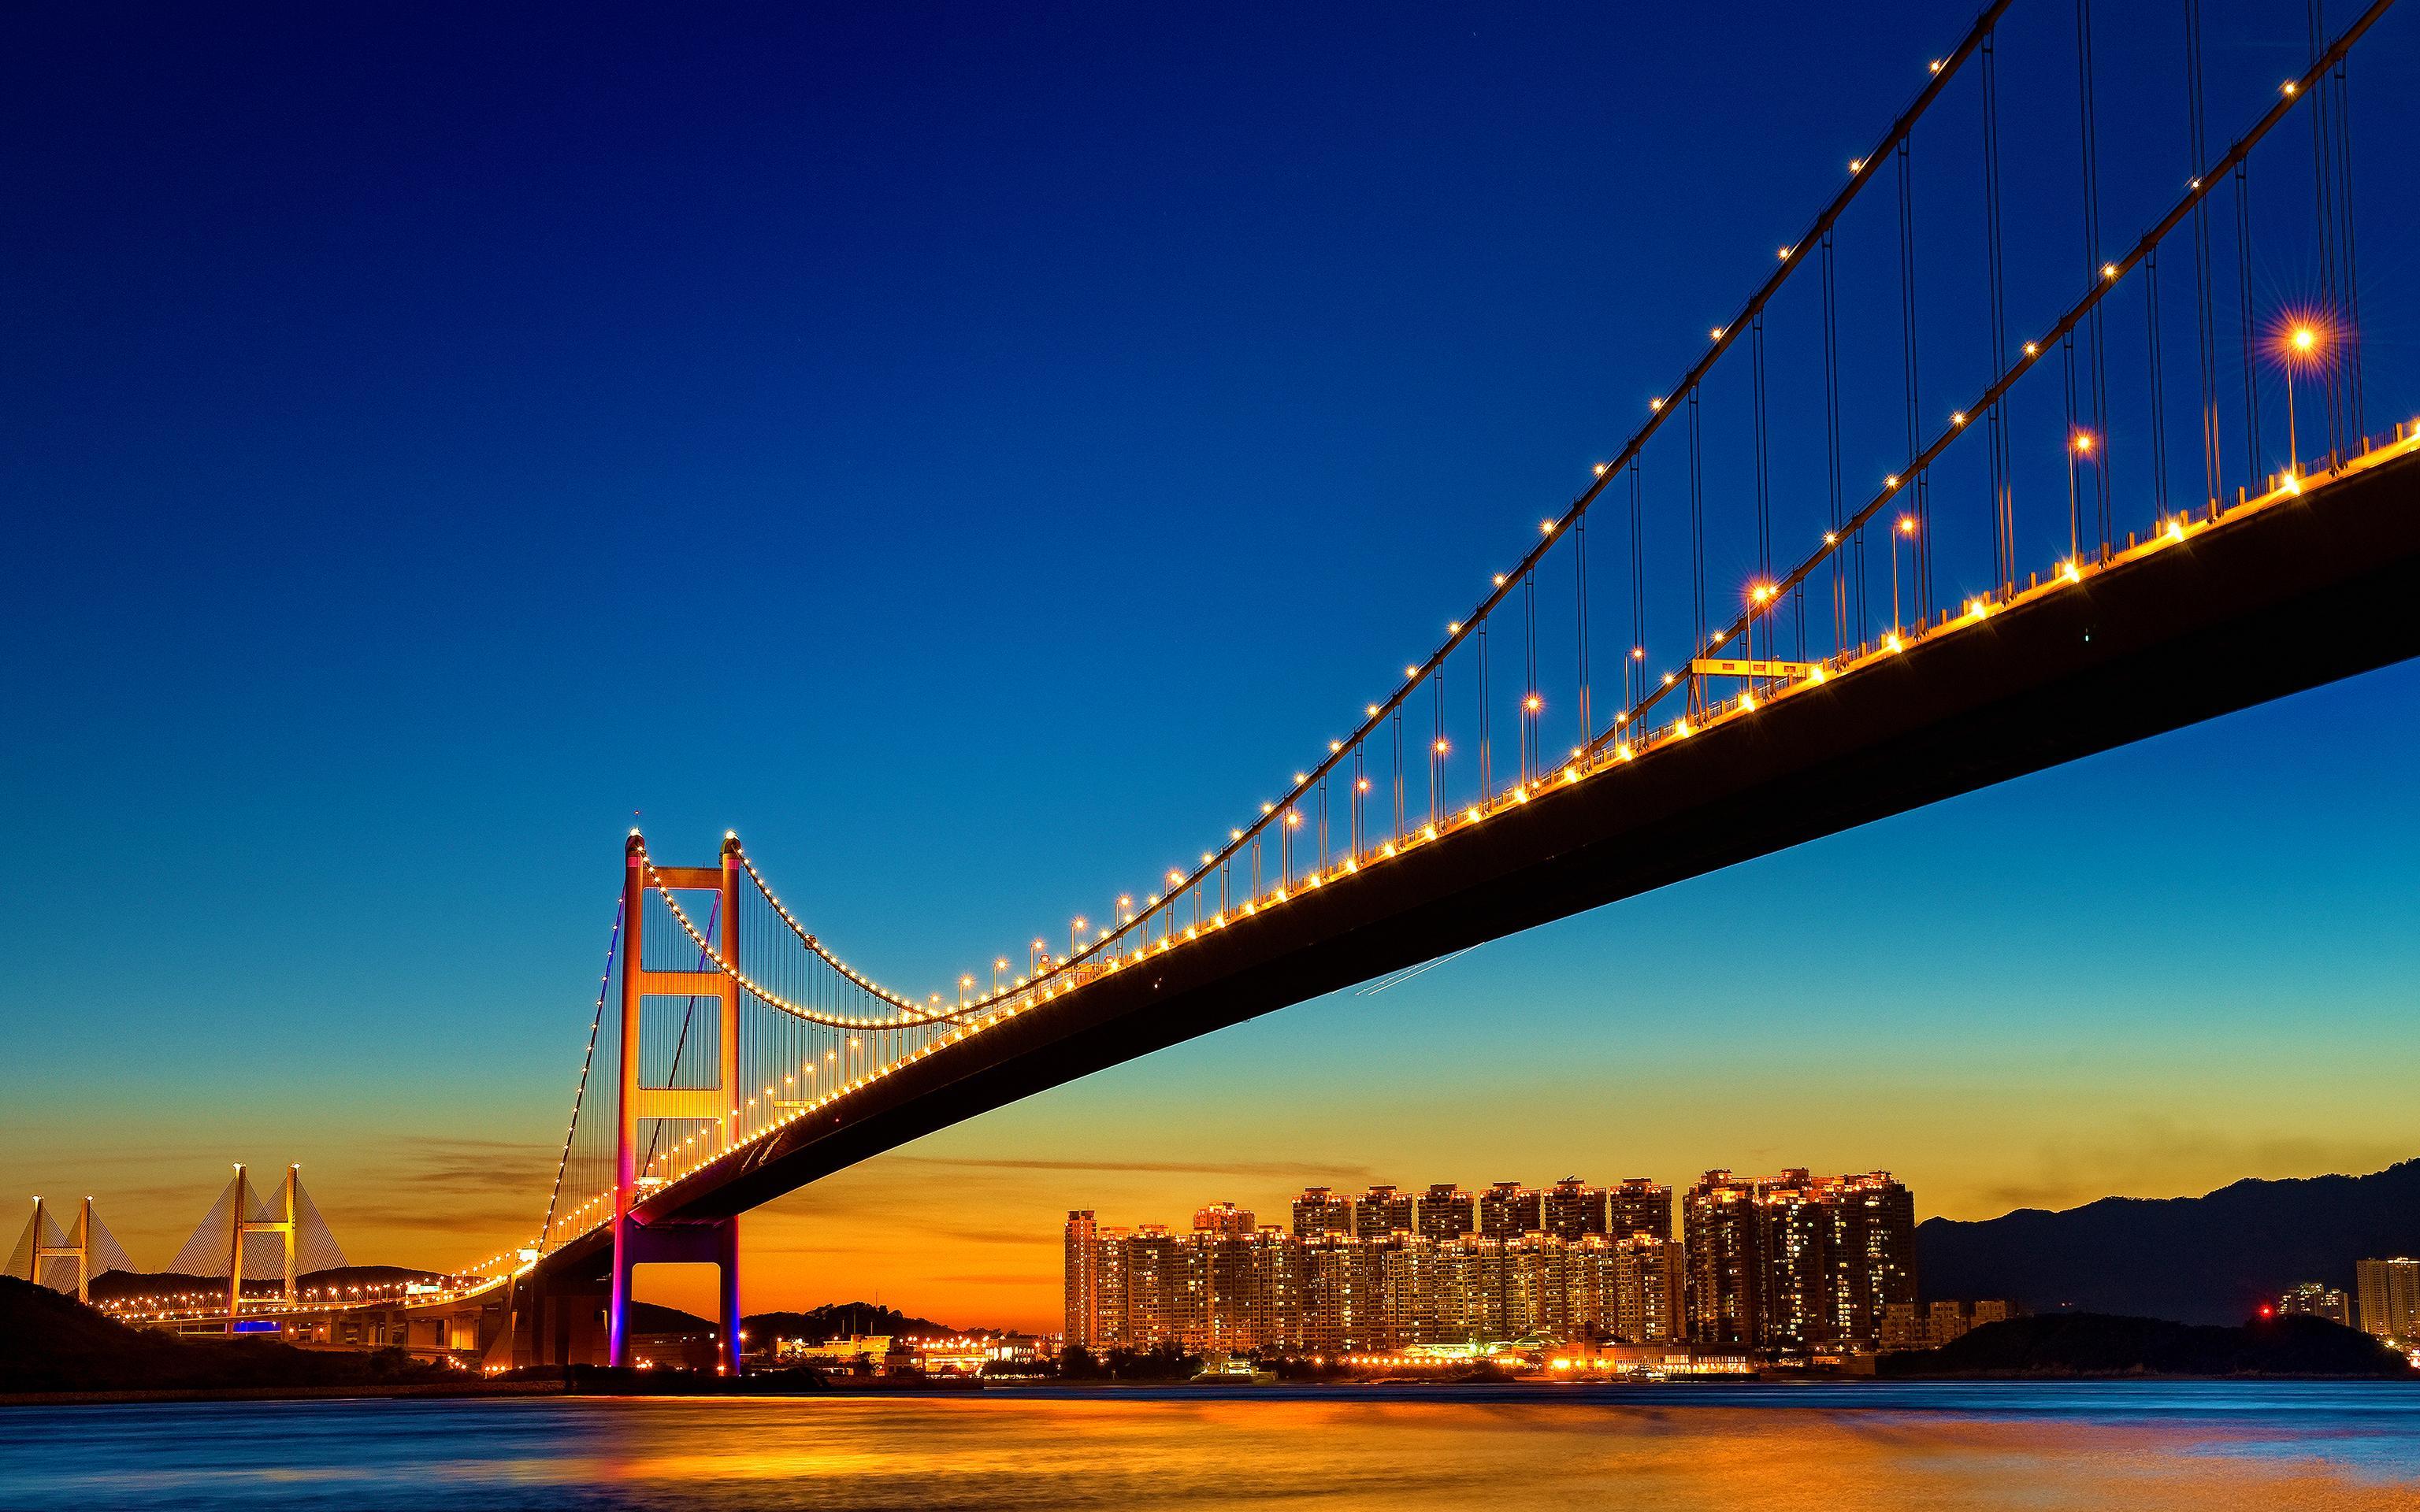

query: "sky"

left=5, top=0, right=2419, bottom=1332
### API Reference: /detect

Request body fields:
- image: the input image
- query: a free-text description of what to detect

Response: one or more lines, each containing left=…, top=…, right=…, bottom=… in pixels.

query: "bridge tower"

left=610, top=831, right=744, bottom=1375
left=225, top=1164, right=300, bottom=1331
left=26, top=1197, right=94, bottom=1303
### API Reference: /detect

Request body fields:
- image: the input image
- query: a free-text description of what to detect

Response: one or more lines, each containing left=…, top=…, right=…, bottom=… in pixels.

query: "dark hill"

left=627, top=1301, right=715, bottom=1336
left=89, top=1266, right=449, bottom=1306
left=743, top=1302, right=956, bottom=1344
left=1918, top=1158, right=2420, bottom=1324
left=1883, top=1312, right=2413, bottom=1378
left=0, top=1276, right=451, bottom=1393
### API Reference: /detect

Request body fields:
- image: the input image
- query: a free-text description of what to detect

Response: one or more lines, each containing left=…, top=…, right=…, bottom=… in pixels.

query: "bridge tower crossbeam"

left=28, top=1196, right=93, bottom=1303
left=609, top=831, right=743, bottom=1375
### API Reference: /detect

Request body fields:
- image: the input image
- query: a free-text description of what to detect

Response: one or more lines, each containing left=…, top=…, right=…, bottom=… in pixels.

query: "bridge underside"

left=535, top=449, right=2420, bottom=1311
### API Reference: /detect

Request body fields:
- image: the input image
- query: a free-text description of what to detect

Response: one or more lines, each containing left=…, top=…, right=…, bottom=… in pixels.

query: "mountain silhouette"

left=1919, top=1158, right=2420, bottom=1325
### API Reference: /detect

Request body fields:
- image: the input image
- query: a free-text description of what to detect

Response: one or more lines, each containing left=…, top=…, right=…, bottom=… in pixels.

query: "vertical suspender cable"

left=1628, top=456, right=1644, bottom=712
left=1687, top=386, right=1704, bottom=710
left=1982, top=28, right=2013, bottom=592
left=2063, top=333, right=2082, bottom=562
left=1576, top=512, right=1590, bottom=745
left=1431, top=669, right=1445, bottom=825
left=2307, top=0, right=2341, bottom=461
left=2236, top=161, right=2261, bottom=483
left=1390, top=706, right=1403, bottom=840
left=1821, top=232, right=1850, bottom=646
left=1568, top=508, right=1587, bottom=745
left=2187, top=0, right=2221, bottom=508
left=2078, top=0, right=2112, bottom=555
left=2332, top=50, right=2362, bottom=438
left=2147, top=245, right=2169, bottom=514
left=1898, top=136, right=1928, bottom=617
left=1751, top=313, right=1772, bottom=665
left=1521, top=567, right=1537, bottom=785
left=1475, top=624, right=1490, bottom=800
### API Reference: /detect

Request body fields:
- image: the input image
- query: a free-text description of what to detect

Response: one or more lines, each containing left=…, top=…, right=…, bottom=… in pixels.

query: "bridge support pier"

left=609, top=1214, right=741, bottom=1374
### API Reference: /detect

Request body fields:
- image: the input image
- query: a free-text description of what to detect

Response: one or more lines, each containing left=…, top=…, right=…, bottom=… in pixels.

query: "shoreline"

left=8, top=1373, right=2415, bottom=1409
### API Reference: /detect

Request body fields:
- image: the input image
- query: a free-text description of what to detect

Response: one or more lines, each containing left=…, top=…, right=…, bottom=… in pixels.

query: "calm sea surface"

left=3, top=1381, right=2416, bottom=1510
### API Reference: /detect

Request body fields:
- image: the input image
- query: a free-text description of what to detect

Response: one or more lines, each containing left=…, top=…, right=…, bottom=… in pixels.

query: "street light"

left=2282, top=322, right=2323, bottom=476
left=2068, top=432, right=2094, bottom=563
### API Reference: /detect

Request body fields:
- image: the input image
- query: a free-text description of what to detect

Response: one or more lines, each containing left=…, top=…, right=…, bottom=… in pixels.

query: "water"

left=4, top=1381, right=2417, bottom=1510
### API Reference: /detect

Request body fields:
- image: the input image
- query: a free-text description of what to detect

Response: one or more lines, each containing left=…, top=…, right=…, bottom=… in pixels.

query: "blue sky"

left=5, top=0, right=2418, bottom=1325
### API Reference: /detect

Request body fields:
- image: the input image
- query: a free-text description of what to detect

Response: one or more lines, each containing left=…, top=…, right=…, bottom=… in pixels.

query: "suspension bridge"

left=31, top=0, right=2418, bottom=1373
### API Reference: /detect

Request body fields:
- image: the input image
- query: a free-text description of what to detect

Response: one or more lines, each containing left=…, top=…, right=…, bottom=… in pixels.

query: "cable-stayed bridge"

left=40, top=0, right=2418, bottom=1371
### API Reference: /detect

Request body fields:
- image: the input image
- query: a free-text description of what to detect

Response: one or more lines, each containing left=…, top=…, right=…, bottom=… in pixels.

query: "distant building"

left=1880, top=1299, right=2017, bottom=1352
left=1682, top=1173, right=1761, bottom=1347
left=1193, top=1202, right=1255, bottom=1236
left=1608, top=1178, right=1672, bottom=1242
left=2277, top=1281, right=2351, bottom=1326
left=1683, top=1169, right=1915, bottom=1351
left=1072, top=1195, right=1701, bottom=1353
left=2356, top=1258, right=2420, bottom=1340
left=1416, top=1184, right=1475, bottom=1242
left=1064, top=1211, right=1101, bottom=1347
left=2274, top=1277, right=2351, bottom=1325
left=1613, top=1234, right=1684, bottom=1344
left=1543, top=1177, right=1609, bottom=1241
left=1479, top=1182, right=1543, bottom=1239
left=1291, top=1187, right=1354, bottom=1239
left=1356, top=1185, right=1415, bottom=1239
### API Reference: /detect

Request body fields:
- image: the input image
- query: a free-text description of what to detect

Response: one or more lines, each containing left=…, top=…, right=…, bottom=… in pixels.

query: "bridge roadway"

left=529, top=445, right=2420, bottom=1337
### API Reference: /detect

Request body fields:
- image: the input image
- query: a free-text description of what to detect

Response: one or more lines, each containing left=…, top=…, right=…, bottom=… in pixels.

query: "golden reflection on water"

left=545, top=1388, right=2418, bottom=1512
left=9, top=1385, right=2417, bottom=1510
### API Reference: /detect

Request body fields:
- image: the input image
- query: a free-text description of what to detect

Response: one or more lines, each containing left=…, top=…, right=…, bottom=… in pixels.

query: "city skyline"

left=7, top=0, right=2420, bottom=1339
left=1063, top=1168, right=1915, bottom=1357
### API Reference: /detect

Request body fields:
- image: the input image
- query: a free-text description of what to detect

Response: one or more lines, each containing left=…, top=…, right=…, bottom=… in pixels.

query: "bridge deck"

left=542, top=444, right=2420, bottom=1273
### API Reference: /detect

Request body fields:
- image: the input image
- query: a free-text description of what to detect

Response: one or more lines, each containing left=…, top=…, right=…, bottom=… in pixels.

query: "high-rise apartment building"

left=1683, top=1169, right=1914, bottom=1351
left=1064, top=1210, right=1101, bottom=1347
left=1126, top=1224, right=1182, bottom=1347
left=1291, top=1187, right=1355, bottom=1239
left=1416, top=1184, right=1475, bottom=1242
left=1193, top=1201, right=1255, bottom=1237
left=1544, top=1177, right=1609, bottom=1240
left=2357, top=1258, right=2420, bottom=1340
left=1479, top=1181, right=1544, bottom=1238
left=1356, top=1184, right=1416, bottom=1239
left=1614, top=1233, right=1685, bottom=1344
left=1821, top=1171, right=1918, bottom=1347
left=1682, top=1173, right=1762, bottom=1347
left=1608, top=1178, right=1672, bottom=1241
left=1072, top=1201, right=1703, bottom=1354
